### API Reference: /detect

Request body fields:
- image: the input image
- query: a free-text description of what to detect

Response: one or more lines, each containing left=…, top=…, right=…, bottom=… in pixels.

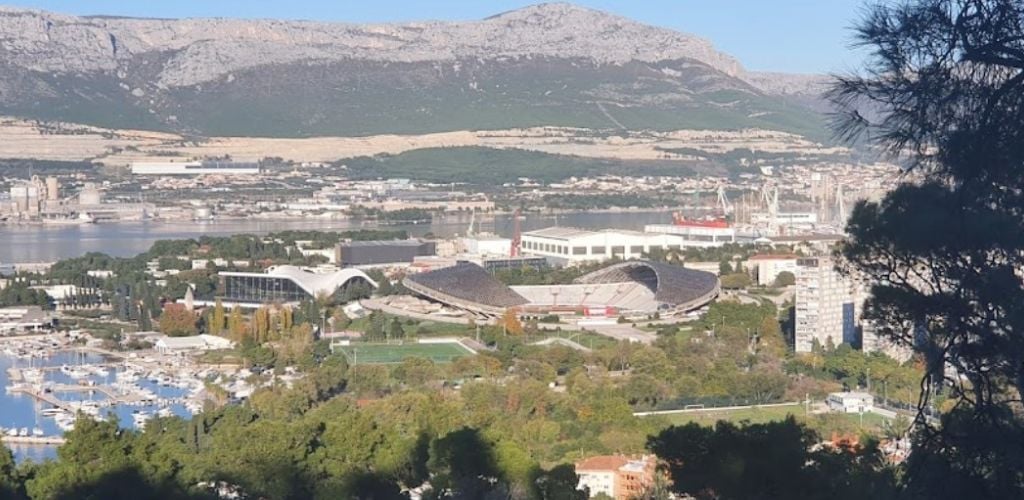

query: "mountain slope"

left=0, top=3, right=828, bottom=138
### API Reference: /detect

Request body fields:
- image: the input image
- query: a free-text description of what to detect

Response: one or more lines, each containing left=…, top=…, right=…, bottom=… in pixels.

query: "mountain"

left=0, top=3, right=828, bottom=138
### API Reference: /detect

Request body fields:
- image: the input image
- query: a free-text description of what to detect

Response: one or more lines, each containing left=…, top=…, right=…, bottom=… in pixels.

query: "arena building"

left=220, top=265, right=377, bottom=306
left=403, top=260, right=719, bottom=319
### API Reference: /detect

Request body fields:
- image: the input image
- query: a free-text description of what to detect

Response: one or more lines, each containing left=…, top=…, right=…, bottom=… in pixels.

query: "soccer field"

left=336, top=342, right=474, bottom=364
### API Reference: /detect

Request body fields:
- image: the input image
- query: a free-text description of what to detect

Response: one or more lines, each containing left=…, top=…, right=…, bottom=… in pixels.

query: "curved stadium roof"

left=404, top=260, right=718, bottom=317
left=222, top=265, right=378, bottom=297
left=575, top=260, right=719, bottom=310
left=403, top=263, right=528, bottom=315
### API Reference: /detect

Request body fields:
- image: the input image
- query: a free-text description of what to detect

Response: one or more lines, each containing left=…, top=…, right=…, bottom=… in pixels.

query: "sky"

left=7, top=0, right=870, bottom=74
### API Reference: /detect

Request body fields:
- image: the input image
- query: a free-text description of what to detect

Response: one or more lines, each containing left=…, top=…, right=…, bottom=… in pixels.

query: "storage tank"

left=78, top=183, right=102, bottom=206
left=45, top=176, right=59, bottom=201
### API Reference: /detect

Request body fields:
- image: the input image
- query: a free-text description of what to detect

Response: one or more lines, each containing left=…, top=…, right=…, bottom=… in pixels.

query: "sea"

left=0, top=210, right=676, bottom=263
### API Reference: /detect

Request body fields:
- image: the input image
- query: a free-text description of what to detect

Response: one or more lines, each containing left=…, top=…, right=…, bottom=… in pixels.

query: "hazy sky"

left=8, top=0, right=871, bottom=74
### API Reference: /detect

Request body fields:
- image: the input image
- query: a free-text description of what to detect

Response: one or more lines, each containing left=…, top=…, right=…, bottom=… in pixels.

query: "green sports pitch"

left=336, top=342, right=474, bottom=364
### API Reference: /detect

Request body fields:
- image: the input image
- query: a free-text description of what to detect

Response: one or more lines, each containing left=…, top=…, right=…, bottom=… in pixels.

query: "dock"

left=7, top=383, right=148, bottom=412
left=1, top=435, right=66, bottom=446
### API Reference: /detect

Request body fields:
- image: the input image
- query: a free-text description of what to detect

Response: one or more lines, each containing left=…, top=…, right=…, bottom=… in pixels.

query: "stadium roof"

left=523, top=227, right=596, bottom=240
left=221, top=265, right=378, bottom=297
left=404, top=263, right=528, bottom=314
left=575, top=260, right=719, bottom=308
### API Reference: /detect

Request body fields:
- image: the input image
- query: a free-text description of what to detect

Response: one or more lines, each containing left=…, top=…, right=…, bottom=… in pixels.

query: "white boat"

left=40, top=408, right=65, bottom=417
left=157, top=407, right=174, bottom=418
left=5, top=428, right=17, bottom=437
left=54, top=415, right=75, bottom=432
left=41, top=212, right=95, bottom=225
left=32, top=427, right=44, bottom=437
left=17, top=427, right=28, bottom=437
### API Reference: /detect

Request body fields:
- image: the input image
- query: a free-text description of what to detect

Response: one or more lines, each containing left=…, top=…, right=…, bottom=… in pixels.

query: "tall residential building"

left=861, top=320, right=915, bottom=363
left=795, top=257, right=857, bottom=352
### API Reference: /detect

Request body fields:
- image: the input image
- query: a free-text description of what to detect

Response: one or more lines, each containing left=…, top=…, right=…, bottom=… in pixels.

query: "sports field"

left=336, top=342, right=474, bottom=364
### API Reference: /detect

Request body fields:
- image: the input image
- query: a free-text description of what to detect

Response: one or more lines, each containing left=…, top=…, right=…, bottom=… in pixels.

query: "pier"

left=7, top=383, right=151, bottom=412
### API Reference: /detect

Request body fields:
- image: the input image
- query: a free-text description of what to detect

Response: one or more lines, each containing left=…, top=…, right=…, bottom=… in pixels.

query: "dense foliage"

left=830, top=0, right=1024, bottom=496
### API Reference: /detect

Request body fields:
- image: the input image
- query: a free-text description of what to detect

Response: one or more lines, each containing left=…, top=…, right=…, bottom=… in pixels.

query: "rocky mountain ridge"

left=0, top=3, right=811, bottom=91
left=0, top=3, right=829, bottom=138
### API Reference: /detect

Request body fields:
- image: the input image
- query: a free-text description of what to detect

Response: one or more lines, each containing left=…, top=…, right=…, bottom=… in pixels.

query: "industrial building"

left=335, top=240, right=436, bottom=267
left=794, top=257, right=858, bottom=352
left=131, top=160, right=261, bottom=176
left=0, top=306, right=54, bottom=334
left=220, top=265, right=377, bottom=306
left=521, top=227, right=687, bottom=265
left=460, top=234, right=512, bottom=256
left=644, top=216, right=739, bottom=248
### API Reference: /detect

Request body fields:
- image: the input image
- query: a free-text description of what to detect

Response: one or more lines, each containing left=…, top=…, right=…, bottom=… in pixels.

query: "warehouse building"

left=335, top=240, right=436, bottom=267
left=521, top=227, right=686, bottom=265
left=131, top=160, right=261, bottom=176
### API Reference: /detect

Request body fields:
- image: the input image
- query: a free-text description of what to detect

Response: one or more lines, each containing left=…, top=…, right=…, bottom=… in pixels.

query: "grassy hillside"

left=341, top=146, right=699, bottom=185
left=0, top=57, right=828, bottom=140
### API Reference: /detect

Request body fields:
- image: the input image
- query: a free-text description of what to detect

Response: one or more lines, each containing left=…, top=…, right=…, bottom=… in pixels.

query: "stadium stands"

left=404, top=260, right=719, bottom=318
left=576, top=260, right=720, bottom=312
left=403, top=263, right=529, bottom=317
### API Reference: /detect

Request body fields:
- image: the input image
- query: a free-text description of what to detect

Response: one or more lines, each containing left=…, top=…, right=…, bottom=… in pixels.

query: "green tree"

left=228, top=306, right=246, bottom=341
left=211, top=299, right=226, bottom=334
left=830, top=1, right=1024, bottom=496
left=534, top=464, right=587, bottom=500
left=718, top=260, right=733, bottom=275
left=772, top=271, right=795, bottom=287
left=388, top=318, right=405, bottom=341
left=720, top=272, right=752, bottom=290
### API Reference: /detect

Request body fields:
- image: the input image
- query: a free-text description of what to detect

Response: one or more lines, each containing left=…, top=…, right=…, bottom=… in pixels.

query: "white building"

left=155, top=334, right=234, bottom=353
left=749, top=254, right=799, bottom=286
left=643, top=220, right=737, bottom=248
left=461, top=235, right=512, bottom=256
left=827, top=392, right=874, bottom=413
left=131, top=161, right=260, bottom=176
left=0, top=306, right=53, bottom=334
left=795, top=257, right=858, bottom=352
left=521, top=227, right=685, bottom=265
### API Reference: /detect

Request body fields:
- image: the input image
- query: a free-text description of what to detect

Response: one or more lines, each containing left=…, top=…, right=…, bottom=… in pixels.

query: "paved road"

left=587, top=324, right=656, bottom=344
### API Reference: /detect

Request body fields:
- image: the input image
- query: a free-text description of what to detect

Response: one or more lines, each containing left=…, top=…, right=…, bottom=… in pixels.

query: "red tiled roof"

left=576, top=455, right=630, bottom=472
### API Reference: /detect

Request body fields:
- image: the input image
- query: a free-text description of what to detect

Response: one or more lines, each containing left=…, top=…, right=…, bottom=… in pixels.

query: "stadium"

left=402, top=260, right=719, bottom=319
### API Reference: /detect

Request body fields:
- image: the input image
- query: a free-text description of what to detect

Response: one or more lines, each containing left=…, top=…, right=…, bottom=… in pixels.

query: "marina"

left=0, top=335, right=254, bottom=463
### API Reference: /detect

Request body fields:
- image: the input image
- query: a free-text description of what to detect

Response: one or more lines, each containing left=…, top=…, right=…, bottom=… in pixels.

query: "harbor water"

left=0, top=210, right=675, bottom=262
left=1, top=351, right=193, bottom=463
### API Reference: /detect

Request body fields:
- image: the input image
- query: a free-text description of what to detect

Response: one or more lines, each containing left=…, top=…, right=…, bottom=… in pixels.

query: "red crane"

left=510, top=208, right=522, bottom=257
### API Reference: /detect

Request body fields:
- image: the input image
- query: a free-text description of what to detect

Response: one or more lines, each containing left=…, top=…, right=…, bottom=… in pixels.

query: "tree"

left=648, top=418, right=897, bottom=500
left=772, top=271, right=795, bottom=287
left=719, top=272, right=752, bottom=290
left=501, top=309, right=524, bottom=336
left=830, top=1, right=1024, bottom=496
left=718, top=260, right=733, bottom=275
left=425, top=428, right=507, bottom=499
left=534, top=464, right=587, bottom=500
left=228, top=306, right=246, bottom=341
left=388, top=318, right=405, bottom=341
left=211, top=299, right=226, bottom=334
left=158, top=303, right=198, bottom=337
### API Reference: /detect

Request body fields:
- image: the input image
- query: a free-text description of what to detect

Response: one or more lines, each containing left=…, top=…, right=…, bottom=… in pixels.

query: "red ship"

left=672, top=212, right=731, bottom=228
